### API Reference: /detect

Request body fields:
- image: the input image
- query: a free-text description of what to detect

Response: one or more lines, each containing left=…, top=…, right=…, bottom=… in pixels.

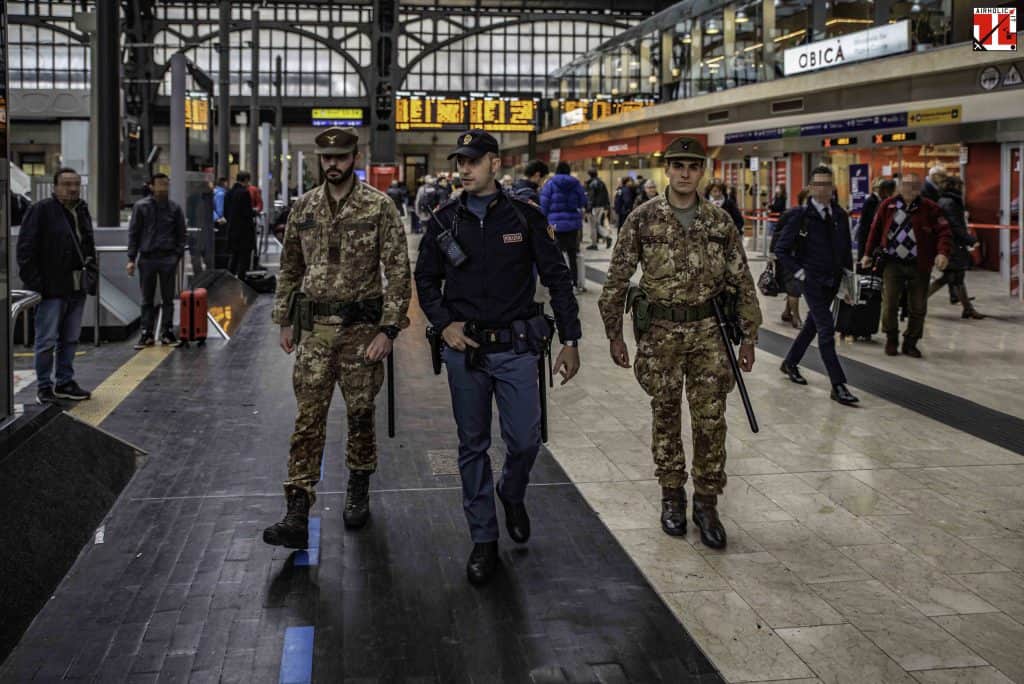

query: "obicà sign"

left=783, top=20, right=911, bottom=77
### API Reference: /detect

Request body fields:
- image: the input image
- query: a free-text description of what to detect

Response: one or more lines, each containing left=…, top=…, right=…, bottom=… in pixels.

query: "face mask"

left=711, top=197, right=724, bottom=207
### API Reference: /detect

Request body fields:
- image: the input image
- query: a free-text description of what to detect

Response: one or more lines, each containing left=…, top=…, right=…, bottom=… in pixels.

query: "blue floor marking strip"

left=279, top=625, right=315, bottom=684
left=293, top=517, right=320, bottom=566
left=585, top=264, right=1024, bottom=456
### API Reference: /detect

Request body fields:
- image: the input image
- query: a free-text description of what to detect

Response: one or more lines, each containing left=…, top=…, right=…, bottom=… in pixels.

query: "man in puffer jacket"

left=540, top=162, right=588, bottom=292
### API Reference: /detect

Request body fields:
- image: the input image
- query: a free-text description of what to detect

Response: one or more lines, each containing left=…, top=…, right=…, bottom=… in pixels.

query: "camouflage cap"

left=663, top=136, right=706, bottom=161
left=314, top=126, right=358, bottom=155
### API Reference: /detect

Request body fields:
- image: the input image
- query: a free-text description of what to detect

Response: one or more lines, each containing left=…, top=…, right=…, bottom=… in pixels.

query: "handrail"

left=11, top=289, right=42, bottom=349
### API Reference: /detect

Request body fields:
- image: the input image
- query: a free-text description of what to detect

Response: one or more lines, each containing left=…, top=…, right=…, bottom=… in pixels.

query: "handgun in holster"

left=626, top=285, right=652, bottom=341
left=287, top=291, right=310, bottom=345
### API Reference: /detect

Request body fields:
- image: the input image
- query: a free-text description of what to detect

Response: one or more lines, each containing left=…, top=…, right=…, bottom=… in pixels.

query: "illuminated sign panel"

left=822, top=136, right=857, bottom=147
left=311, top=108, right=365, bottom=127
left=556, top=98, right=656, bottom=127
left=184, top=95, right=209, bottom=132
left=396, top=92, right=540, bottom=132
left=874, top=131, right=917, bottom=144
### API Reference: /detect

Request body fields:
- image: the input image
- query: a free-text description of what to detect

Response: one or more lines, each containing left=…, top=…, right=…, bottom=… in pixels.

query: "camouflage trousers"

left=633, top=319, right=735, bottom=495
left=285, top=321, right=384, bottom=504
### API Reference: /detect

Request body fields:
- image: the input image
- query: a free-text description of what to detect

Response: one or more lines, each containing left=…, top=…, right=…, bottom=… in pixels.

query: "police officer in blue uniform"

left=775, top=164, right=859, bottom=405
left=415, top=130, right=582, bottom=585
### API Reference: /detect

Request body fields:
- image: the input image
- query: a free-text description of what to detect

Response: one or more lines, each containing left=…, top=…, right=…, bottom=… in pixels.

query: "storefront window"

left=890, top=0, right=951, bottom=48
left=732, top=0, right=764, bottom=87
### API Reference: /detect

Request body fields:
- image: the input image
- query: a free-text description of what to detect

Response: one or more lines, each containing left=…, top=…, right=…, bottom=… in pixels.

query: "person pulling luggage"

left=773, top=165, right=859, bottom=406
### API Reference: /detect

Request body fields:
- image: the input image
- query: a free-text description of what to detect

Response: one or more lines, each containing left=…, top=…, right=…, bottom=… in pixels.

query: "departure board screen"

left=557, top=98, right=656, bottom=127
left=396, top=92, right=540, bottom=132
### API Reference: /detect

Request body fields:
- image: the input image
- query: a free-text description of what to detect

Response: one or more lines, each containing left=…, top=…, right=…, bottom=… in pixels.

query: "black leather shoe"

left=343, top=470, right=371, bottom=529
left=466, top=541, right=499, bottom=586
left=779, top=362, right=808, bottom=385
left=496, top=483, right=530, bottom=544
left=263, top=490, right=310, bottom=549
left=831, top=384, right=859, bottom=405
left=660, top=487, right=687, bottom=537
left=692, top=495, right=727, bottom=549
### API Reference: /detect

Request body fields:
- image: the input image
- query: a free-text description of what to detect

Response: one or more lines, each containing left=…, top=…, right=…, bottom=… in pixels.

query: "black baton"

left=387, top=352, right=395, bottom=438
left=538, top=353, right=548, bottom=443
left=711, top=300, right=759, bottom=434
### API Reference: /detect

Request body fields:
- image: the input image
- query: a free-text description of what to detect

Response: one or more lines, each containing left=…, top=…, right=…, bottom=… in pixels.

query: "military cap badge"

left=462, top=133, right=473, bottom=145
left=325, top=133, right=337, bottom=145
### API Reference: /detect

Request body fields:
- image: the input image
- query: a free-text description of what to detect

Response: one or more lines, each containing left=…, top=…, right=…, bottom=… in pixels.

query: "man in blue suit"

left=774, top=165, right=858, bottom=406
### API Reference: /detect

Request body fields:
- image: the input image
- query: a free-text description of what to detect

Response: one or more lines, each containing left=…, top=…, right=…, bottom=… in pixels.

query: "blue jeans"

left=34, top=294, right=87, bottom=390
left=443, top=348, right=541, bottom=543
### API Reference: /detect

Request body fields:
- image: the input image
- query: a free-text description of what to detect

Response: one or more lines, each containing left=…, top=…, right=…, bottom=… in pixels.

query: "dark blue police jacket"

left=774, top=201, right=853, bottom=289
left=414, top=186, right=582, bottom=343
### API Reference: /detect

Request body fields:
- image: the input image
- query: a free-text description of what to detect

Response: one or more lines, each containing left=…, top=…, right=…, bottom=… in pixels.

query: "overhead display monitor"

left=555, top=97, right=657, bottom=127
left=311, top=108, right=365, bottom=127
left=396, top=92, right=541, bottom=132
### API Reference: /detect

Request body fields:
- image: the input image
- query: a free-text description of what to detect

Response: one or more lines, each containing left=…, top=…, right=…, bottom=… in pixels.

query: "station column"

left=369, top=0, right=400, bottom=191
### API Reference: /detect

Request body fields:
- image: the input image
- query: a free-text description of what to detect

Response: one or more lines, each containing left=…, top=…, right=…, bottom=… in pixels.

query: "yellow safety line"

left=14, top=351, right=88, bottom=358
left=70, top=346, right=175, bottom=426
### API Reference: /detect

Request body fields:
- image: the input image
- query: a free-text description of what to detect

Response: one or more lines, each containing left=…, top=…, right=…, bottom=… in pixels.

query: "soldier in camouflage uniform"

left=263, top=127, right=411, bottom=549
left=597, top=137, right=762, bottom=549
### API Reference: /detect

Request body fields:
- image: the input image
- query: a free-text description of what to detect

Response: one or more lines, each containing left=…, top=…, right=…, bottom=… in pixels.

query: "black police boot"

left=660, top=487, right=687, bottom=537
left=262, top=490, right=310, bottom=549
left=692, top=494, right=727, bottom=549
left=466, top=541, right=499, bottom=586
left=343, top=470, right=371, bottom=529
left=496, top=482, right=530, bottom=544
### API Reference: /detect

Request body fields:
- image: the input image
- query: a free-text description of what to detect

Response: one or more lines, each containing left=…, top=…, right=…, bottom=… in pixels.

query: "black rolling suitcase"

left=836, top=271, right=882, bottom=340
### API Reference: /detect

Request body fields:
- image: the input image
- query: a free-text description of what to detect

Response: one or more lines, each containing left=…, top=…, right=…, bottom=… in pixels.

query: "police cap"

left=663, top=136, right=706, bottom=161
left=447, top=129, right=500, bottom=160
left=314, top=127, right=358, bottom=155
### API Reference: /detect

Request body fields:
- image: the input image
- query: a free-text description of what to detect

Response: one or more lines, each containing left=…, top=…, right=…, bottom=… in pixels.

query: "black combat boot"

left=262, top=489, right=310, bottom=549
left=692, top=494, right=727, bottom=549
left=660, top=487, right=687, bottom=537
left=343, top=470, right=371, bottom=529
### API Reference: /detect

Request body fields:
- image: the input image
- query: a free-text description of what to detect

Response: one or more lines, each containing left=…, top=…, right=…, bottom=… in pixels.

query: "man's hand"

left=553, top=345, right=580, bottom=385
left=738, top=342, right=755, bottom=372
left=280, top=325, right=295, bottom=354
left=860, top=256, right=873, bottom=269
left=365, top=332, right=393, bottom=362
left=934, top=254, right=949, bottom=271
left=609, top=337, right=631, bottom=368
left=126, top=261, right=136, bottom=276
left=441, top=322, right=480, bottom=352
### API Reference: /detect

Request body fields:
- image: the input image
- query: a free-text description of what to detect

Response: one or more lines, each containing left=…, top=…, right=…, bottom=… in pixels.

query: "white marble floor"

left=539, top=252, right=1024, bottom=684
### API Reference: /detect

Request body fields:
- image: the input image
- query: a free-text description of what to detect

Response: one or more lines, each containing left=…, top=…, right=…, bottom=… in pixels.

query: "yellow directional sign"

left=908, top=105, right=962, bottom=127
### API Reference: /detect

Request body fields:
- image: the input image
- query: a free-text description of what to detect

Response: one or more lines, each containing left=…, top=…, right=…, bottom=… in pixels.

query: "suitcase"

left=835, top=296, right=880, bottom=340
left=179, top=288, right=209, bottom=347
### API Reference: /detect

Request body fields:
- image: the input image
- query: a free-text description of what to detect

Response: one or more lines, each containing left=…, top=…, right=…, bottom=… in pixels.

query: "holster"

left=715, top=290, right=743, bottom=346
left=425, top=326, right=443, bottom=375
left=626, top=285, right=651, bottom=341
left=287, top=291, right=309, bottom=345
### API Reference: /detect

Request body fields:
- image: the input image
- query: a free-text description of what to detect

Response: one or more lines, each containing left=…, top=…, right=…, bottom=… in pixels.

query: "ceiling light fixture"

left=705, top=18, right=722, bottom=35
left=735, top=10, right=750, bottom=23
left=682, top=32, right=693, bottom=44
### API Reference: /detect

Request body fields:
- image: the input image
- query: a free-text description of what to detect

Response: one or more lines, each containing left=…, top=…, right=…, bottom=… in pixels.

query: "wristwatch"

left=563, top=339, right=579, bottom=347
left=379, top=325, right=400, bottom=340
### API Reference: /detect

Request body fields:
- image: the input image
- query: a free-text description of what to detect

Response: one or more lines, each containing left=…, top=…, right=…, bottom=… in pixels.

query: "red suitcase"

left=179, top=288, right=208, bottom=347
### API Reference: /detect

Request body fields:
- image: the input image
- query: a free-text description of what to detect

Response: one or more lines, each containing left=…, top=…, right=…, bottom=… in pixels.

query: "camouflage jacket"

left=597, top=193, right=762, bottom=343
left=271, top=181, right=412, bottom=328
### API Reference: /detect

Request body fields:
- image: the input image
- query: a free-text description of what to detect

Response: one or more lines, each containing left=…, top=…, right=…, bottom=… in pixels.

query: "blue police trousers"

left=443, top=348, right=541, bottom=543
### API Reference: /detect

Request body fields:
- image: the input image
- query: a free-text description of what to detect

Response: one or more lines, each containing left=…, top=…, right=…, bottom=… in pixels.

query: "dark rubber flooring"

left=585, top=264, right=1024, bottom=457
left=1, top=295, right=722, bottom=683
